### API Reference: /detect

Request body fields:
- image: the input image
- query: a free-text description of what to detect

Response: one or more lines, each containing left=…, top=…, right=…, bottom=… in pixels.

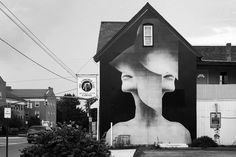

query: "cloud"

left=188, top=26, right=236, bottom=45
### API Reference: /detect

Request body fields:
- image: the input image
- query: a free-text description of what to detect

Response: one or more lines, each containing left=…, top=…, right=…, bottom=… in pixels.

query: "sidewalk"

left=110, top=149, right=136, bottom=157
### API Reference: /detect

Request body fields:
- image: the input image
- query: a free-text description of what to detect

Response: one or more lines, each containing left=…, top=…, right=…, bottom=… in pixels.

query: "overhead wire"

left=76, top=57, right=93, bottom=73
left=0, top=37, right=76, bottom=83
left=55, top=88, right=77, bottom=95
left=0, top=1, right=76, bottom=79
left=8, top=77, right=75, bottom=83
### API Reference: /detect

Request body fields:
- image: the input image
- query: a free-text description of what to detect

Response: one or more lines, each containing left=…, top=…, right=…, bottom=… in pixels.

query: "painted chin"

left=121, top=74, right=136, bottom=92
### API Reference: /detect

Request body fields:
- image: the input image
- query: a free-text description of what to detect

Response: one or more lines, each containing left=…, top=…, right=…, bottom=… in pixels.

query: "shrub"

left=191, top=136, right=218, bottom=148
left=20, top=124, right=110, bottom=157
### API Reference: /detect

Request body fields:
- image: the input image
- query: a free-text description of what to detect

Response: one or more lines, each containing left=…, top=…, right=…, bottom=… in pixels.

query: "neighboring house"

left=6, top=88, right=27, bottom=121
left=195, top=44, right=236, bottom=145
left=9, top=87, right=57, bottom=127
left=93, top=3, right=236, bottom=145
left=1, top=76, right=56, bottom=127
left=0, top=76, right=6, bottom=106
left=1, top=77, right=26, bottom=122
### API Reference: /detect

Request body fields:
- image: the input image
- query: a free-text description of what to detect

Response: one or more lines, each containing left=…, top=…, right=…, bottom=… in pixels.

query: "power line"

left=0, top=37, right=76, bottom=83
left=55, top=88, right=77, bottom=95
left=76, top=57, right=93, bottom=73
left=0, top=1, right=76, bottom=79
left=8, top=77, right=75, bottom=83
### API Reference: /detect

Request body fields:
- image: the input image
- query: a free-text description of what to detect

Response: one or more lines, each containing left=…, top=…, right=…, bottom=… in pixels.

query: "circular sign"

left=81, top=80, right=93, bottom=92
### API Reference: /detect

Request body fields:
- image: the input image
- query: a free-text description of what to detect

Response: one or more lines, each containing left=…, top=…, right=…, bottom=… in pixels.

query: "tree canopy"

left=57, top=94, right=88, bottom=129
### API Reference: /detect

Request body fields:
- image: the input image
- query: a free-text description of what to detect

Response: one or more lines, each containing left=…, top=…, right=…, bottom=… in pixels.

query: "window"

left=219, top=72, right=228, bottom=84
left=27, top=102, right=33, bottom=108
left=143, top=24, right=153, bottom=46
left=35, top=101, right=40, bottom=107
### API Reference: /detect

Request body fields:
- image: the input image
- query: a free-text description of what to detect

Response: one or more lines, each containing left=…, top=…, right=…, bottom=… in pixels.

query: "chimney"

left=226, top=43, right=232, bottom=62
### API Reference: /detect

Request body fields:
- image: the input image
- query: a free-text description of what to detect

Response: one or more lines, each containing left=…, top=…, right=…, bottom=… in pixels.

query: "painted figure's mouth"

left=121, top=74, right=133, bottom=81
left=163, top=74, right=175, bottom=80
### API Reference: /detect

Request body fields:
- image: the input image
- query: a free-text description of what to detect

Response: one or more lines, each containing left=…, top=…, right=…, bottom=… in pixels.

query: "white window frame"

left=143, top=24, right=153, bottom=46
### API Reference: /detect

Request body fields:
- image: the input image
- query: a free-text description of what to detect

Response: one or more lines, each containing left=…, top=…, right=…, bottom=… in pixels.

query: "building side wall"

left=163, top=41, right=197, bottom=139
left=99, top=18, right=197, bottom=144
left=0, top=79, right=6, bottom=106
left=197, top=100, right=236, bottom=145
left=46, top=95, right=56, bottom=126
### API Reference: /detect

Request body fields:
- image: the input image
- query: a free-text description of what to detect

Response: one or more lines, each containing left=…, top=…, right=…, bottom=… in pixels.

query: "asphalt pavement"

left=0, top=136, right=29, bottom=157
left=0, top=136, right=27, bottom=146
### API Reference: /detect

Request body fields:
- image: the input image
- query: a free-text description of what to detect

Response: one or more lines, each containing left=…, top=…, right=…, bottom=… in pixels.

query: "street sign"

left=4, top=108, right=11, bottom=119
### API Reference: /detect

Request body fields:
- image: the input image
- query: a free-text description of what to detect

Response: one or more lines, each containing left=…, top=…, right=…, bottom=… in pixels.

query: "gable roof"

left=94, top=3, right=201, bottom=62
left=6, top=91, right=26, bottom=102
left=11, top=89, right=48, bottom=99
left=194, top=45, right=236, bottom=62
left=0, top=76, right=6, bottom=83
left=96, top=22, right=126, bottom=53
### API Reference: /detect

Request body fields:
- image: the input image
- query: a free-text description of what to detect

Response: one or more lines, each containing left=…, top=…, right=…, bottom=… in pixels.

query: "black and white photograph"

left=1, top=0, right=236, bottom=157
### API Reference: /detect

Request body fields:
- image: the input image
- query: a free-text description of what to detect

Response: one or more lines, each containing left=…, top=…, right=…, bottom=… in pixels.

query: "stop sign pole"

left=4, top=107, right=11, bottom=157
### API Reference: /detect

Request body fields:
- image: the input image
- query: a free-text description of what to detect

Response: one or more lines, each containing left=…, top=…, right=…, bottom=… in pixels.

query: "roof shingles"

left=96, top=22, right=236, bottom=63
left=11, top=89, right=48, bottom=99
left=194, top=46, right=236, bottom=62
left=96, top=22, right=126, bottom=53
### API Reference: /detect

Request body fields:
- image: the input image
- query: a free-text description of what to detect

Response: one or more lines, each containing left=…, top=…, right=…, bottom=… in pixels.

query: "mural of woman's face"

left=139, top=48, right=178, bottom=93
left=110, top=46, right=162, bottom=109
left=110, top=46, right=138, bottom=92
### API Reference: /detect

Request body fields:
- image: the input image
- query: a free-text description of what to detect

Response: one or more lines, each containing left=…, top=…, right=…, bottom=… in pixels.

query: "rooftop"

left=96, top=22, right=236, bottom=62
left=9, top=88, right=49, bottom=99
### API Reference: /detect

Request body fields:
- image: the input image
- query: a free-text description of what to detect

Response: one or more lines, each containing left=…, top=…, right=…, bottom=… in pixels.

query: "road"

left=0, top=137, right=30, bottom=157
left=140, top=149, right=236, bottom=157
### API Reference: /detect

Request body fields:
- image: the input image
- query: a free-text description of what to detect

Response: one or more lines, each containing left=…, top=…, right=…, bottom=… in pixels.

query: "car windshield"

left=29, top=126, right=46, bottom=131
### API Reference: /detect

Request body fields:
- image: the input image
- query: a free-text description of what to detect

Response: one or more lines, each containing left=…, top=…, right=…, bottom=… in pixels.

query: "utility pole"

left=87, top=99, right=92, bottom=136
left=4, top=106, right=11, bottom=157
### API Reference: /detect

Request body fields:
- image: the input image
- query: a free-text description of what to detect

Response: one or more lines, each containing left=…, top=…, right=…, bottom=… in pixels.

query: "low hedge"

left=20, top=124, right=110, bottom=157
left=191, top=136, right=218, bottom=148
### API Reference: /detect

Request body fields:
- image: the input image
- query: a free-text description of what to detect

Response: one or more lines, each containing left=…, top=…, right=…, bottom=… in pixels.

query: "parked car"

left=27, top=125, right=51, bottom=143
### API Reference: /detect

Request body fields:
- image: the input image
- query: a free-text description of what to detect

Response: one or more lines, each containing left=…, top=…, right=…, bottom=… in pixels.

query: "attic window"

left=143, top=24, right=153, bottom=46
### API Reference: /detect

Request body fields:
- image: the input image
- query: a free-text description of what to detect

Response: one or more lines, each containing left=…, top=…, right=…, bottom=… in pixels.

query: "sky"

left=0, top=0, right=236, bottom=96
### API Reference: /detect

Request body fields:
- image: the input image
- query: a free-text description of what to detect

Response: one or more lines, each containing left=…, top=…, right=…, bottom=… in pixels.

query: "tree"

left=57, top=94, right=88, bottom=129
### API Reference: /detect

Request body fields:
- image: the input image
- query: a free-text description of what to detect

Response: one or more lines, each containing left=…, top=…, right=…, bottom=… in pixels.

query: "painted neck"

left=131, top=91, right=162, bottom=125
